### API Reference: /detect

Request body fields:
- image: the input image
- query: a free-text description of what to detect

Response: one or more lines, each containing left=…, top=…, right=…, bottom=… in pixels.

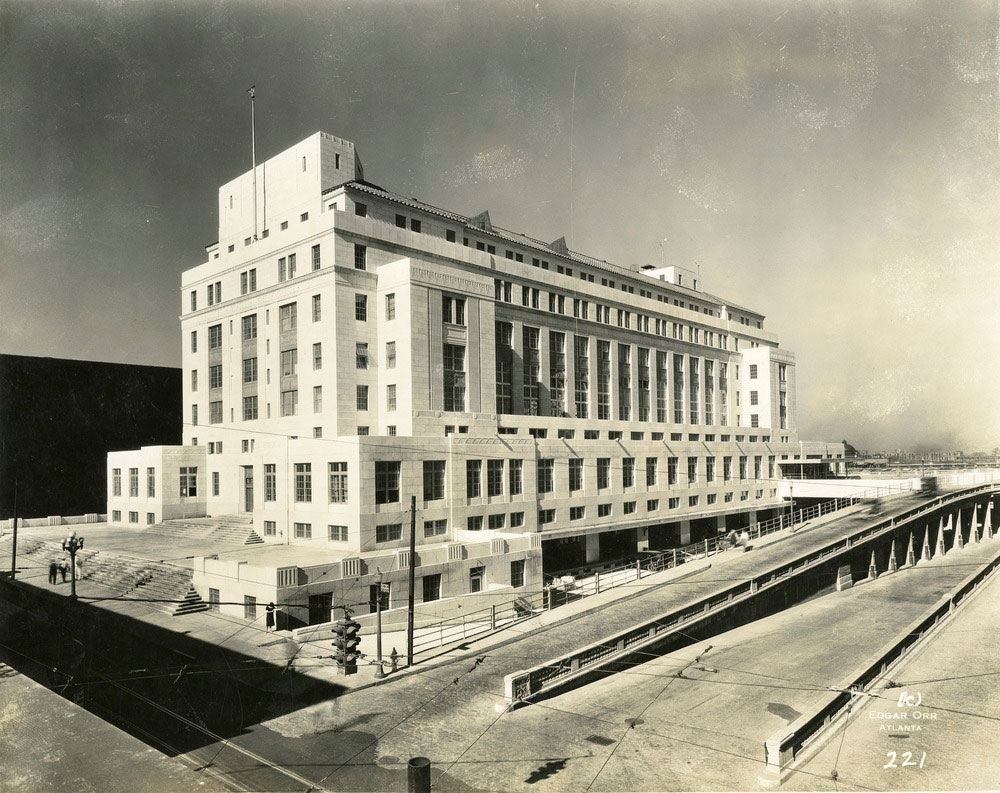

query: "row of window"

left=111, top=467, right=157, bottom=498
left=192, top=245, right=323, bottom=311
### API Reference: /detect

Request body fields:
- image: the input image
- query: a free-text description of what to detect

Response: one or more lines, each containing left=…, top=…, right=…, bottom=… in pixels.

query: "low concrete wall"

left=1, top=514, right=105, bottom=531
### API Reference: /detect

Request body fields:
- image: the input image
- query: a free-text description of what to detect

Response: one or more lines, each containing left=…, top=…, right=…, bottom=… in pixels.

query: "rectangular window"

left=278, top=303, right=297, bottom=334
left=179, top=467, right=197, bottom=497
left=395, top=213, right=406, bottom=228
left=495, top=321, right=513, bottom=414
left=280, top=389, right=298, bottom=416
left=386, top=341, right=396, bottom=369
left=327, top=462, right=348, bottom=503
left=242, top=357, right=257, bottom=384
left=537, top=459, right=554, bottom=494
left=673, top=354, right=685, bottom=423
left=280, top=348, right=297, bottom=377
left=312, top=244, right=321, bottom=270
left=354, top=244, right=367, bottom=270
left=646, top=457, right=657, bottom=487
left=241, top=314, right=257, bottom=341
left=569, top=458, right=583, bottom=492
left=264, top=464, right=277, bottom=501
left=467, top=516, right=484, bottom=532
left=212, top=471, right=220, bottom=496
left=112, top=468, right=121, bottom=497
left=597, top=340, right=611, bottom=420
left=687, top=456, right=698, bottom=485
left=263, top=520, right=276, bottom=536
left=243, top=395, right=258, bottom=421
left=622, top=457, right=635, bottom=488
left=209, top=400, right=222, bottom=424
left=355, top=384, right=368, bottom=411
left=509, top=459, right=523, bottom=495
left=313, top=385, right=323, bottom=413
left=511, top=559, right=525, bottom=588
left=523, top=326, right=540, bottom=415
left=724, top=456, right=732, bottom=481
left=598, top=503, right=612, bottom=517
left=466, top=459, right=482, bottom=498
left=209, top=363, right=223, bottom=389
left=423, top=519, right=448, bottom=538
left=387, top=384, right=397, bottom=411
left=127, top=467, right=138, bottom=497
left=597, top=458, right=610, bottom=490
left=618, top=344, right=632, bottom=421
left=243, top=595, right=257, bottom=621
left=739, top=456, right=748, bottom=480
left=310, top=342, right=321, bottom=371
left=294, top=463, right=312, bottom=502
left=623, top=501, right=636, bottom=515
left=146, top=466, right=155, bottom=497
left=287, top=252, right=296, bottom=278
left=548, top=331, right=566, bottom=416
left=355, top=342, right=368, bottom=369
left=749, top=364, right=758, bottom=379
left=422, top=573, right=442, bottom=602
left=386, top=293, right=396, bottom=320
left=190, top=369, right=198, bottom=392
left=570, top=505, right=585, bottom=521
left=423, top=460, right=446, bottom=501
left=355, top=202, right=367, bottom=217
left=355, top=294, right=367, bottom=321
left=574, top=336, right=589, bottom=418
left=294, top=522, right=312, bottom=539
left=706, top=456, right=716, bottom=482
left=208, top=324, right=222, bottom=349
left=484, top=459, right=504, bottom=497
left=375, top=461, right=401, bottom=504
left=443, top=344, right=466, bottom=411
left=376, top=523, right=402, bottom=543
left=442, top=295, right=466, bottom=326
left=328, top=524, right=347, bottom=542
left=191, top=330, right=198, bottom=352
left=311, top=294, right=322, bottom=323
left=538, top=509, right=556, bottom=525
left=510, top=511, right=524, bottom=527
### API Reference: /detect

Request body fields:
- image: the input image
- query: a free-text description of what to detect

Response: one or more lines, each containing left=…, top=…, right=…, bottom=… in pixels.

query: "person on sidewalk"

left=48, top=561, right=58, bottom=584
left=58, top=560, right=69, bottom=583
left=265, top=602, right=276, bottom=633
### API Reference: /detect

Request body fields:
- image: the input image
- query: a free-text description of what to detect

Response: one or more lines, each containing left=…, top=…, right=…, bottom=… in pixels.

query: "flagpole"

left=249, top=85, right=258, bottom=241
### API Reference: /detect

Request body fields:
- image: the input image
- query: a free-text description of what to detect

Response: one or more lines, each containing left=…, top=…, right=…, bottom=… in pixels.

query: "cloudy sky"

left=2, top=0, right=998, bottom=452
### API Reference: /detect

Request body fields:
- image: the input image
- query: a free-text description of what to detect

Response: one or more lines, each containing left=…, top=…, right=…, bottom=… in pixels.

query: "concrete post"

left=905, top=533, right=916, bottom=567
left=920, top=525, right=931, bottom=563
left=935, top=516, right=947, bottom=557
left=584, top=532, right=600, bottom=564
left=953, top=509, right=964, bottom=552
left=887, top=540, right=898, bottom=573
left=594, top=571, right=600, bottom=594
left=868, top=551, right=878, bottom=580
left=969, top=503, right=979, bottom=544
left=984, top=500, right=994, bottom=539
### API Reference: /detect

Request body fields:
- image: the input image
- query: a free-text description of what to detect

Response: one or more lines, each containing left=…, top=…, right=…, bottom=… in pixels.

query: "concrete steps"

left=150, top=515, right=262, bottom=545
left=14, top=538, right=207, bottom=617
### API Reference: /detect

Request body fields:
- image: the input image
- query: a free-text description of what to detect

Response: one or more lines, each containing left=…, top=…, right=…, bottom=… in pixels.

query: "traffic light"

left=332, top=617, right=362, bottom=675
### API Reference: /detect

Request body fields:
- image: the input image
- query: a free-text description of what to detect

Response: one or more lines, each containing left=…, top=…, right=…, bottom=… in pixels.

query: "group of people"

left=48, top=559, right=71, bottom=584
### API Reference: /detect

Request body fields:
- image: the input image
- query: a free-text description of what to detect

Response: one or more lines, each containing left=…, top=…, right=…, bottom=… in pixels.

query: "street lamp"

left=374, top=568, right=386, bottom=680
left=62, top=530, right=84, bottom=601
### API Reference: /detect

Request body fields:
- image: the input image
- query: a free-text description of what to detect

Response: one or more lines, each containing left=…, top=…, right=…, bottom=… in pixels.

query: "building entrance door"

left=243, top=466, right=254, bottom=512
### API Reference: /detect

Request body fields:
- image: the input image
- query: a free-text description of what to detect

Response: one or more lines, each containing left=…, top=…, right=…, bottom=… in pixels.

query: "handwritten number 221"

left=884, top=751, right=926, bottom=769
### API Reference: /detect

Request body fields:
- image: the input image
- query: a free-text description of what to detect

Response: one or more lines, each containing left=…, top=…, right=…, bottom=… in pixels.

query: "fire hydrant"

left=389, top=647, right=399, bottom=674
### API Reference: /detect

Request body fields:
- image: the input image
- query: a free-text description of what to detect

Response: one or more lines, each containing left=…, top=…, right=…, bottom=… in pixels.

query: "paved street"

left=198, top=533, right=999, bottom=792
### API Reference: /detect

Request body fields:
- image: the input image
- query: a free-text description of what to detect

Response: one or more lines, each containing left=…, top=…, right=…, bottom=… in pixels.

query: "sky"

left=1, top=0, right=998, bottom=453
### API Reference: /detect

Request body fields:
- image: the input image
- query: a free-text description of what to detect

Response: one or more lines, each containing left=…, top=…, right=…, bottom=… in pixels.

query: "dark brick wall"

left=0, top=355, right=181, bottom=519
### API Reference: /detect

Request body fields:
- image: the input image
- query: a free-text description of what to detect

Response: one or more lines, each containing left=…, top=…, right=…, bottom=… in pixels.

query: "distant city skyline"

left=2, top=0, right=998, bottom=452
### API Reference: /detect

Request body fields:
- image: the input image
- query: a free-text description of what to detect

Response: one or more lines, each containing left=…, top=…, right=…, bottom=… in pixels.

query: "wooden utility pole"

left=407, top=495, right=416, bottom=667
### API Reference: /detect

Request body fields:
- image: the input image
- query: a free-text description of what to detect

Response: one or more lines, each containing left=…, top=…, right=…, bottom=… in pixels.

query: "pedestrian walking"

left=59, top=560, right=68, bottom=583
left=48, top=561, right=58, bottom=584
left=265, top=602, right=276, bottom=632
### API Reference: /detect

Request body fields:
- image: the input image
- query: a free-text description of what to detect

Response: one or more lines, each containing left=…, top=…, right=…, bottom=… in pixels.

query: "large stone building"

left=107, top=131, right=844, bottom=625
